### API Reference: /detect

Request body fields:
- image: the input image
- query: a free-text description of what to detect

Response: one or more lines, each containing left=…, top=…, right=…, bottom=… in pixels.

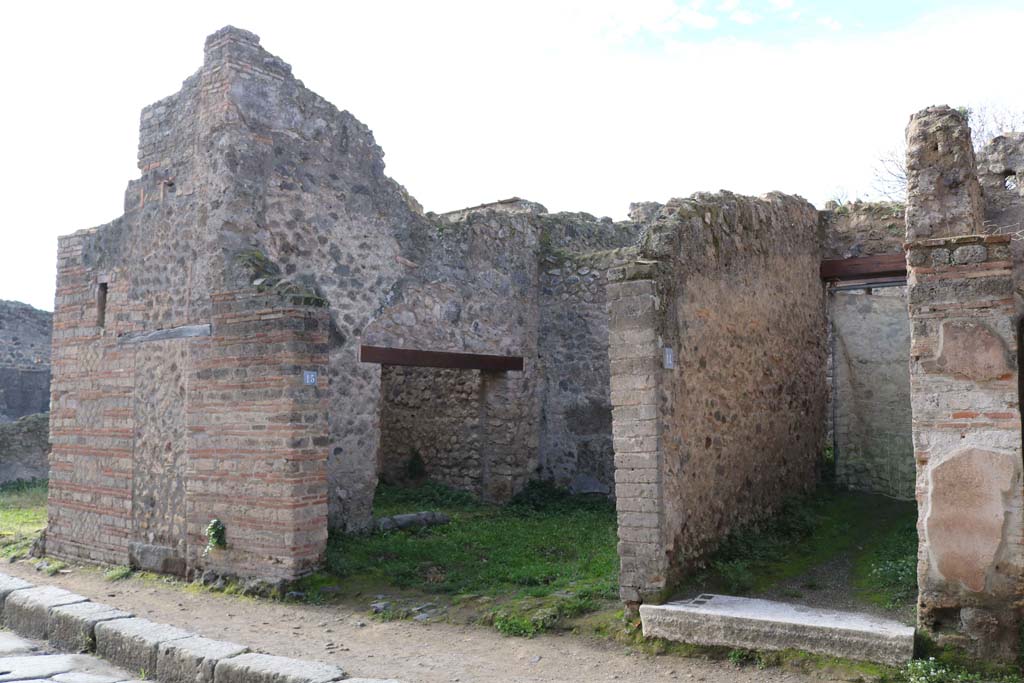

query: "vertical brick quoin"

left=607, top=193, right=827, bottom=611
left=606, top=272, right=666, bottom=607
left=905, top=105, right=1024, bottom=661
left=46, top=231, right=136, bottom=567
left=186, top=292, right=330, bottom=582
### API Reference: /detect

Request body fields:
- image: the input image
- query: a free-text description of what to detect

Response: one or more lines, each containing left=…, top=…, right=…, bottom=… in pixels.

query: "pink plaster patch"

left=927, top=448, right=1017, bottom=592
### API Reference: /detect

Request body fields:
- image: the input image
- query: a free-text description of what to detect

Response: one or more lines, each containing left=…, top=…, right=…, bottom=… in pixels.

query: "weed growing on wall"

left=204, top=519, right=227, bottom=555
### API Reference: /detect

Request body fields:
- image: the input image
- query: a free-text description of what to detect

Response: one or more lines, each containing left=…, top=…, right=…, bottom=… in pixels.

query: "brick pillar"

left=906, top=106, right=1024, bottom=660
left=607, top=277, right=666, bottom=607
left=186, top=292, right=330, bottom=582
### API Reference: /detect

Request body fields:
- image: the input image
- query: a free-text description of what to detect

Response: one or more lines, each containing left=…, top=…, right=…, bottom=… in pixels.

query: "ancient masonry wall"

left=368, top=203, right=542, bottom=505
left=374, top=204, right=642, bottom=502
left=535, top=212, right=642, bottom=495
left=47, top=28, right=334, bottom=580
left=821, top=203, right=914, bottom=499
left=0, top=301, right=52, bottom=422
left=49, top=214, right=329, bottom=579
left=905, top=106, right=1024, bottom=661
left=609, top=192, right=827, bottom=604
left=0, top=414, right=50, bottom=485
left=378, top=366, right=483, bottom=491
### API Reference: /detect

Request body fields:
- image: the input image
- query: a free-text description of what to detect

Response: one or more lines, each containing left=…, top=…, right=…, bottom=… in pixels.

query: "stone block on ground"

left=213, top=652, right=345, bottom=683
left=4, top=585, right=88, bottom=639
left=0, top=573, right=32, bottom=611
left=639, top=594, right=914, bottom=666
left=94, top=616, right=193, bottom=674
left=50, top=600, right=133, bottom=653
left=157, top=635, right=248, bottom=683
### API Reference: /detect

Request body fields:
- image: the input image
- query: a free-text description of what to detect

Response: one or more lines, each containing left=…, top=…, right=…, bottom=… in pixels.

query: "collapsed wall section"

left=905, top=106, right=1024, bottom=661
left=610, top=192, right=827, bottom=605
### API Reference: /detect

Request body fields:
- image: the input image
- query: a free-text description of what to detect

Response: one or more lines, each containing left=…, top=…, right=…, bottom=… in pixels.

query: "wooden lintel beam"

left=359, top=345, right=524, bottom=372
left=820, top=254, right=907, bottom=281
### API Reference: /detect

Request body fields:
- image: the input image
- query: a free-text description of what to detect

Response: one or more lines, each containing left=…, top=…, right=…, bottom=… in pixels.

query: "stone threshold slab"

left=639, top=594, right=915, bottom=666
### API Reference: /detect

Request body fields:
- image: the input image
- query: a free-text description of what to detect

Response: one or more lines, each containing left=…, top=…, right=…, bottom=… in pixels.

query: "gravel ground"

left=0, top=560, right=825, bottom=683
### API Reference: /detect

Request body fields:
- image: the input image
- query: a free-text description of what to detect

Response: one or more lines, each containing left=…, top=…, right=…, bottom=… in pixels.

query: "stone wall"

left=821, top=202, right=906, bottom=259
left=47, top=28, right=338, bottom=579
left=0, top=301, right=52, bottom=422
left=373, top=204, right=642, bottom=502
left=53, top=27, right=613, bottom=579
left=536, top=211, right=641, bottom=495
left=830, top=286, right=914, bottom=499
left=378, top=366, right=482, bottom=491
left=905, top=106, right=1023, bottom=661
left=0, top=414, right=49, bottom=485
left=609, top=192, right=827, bottom=605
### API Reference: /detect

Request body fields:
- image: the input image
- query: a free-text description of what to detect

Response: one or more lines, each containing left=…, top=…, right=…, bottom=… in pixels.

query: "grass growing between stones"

left=0, top=479, right=47, bottom=560
left=310, top=481, right=619, bottom=636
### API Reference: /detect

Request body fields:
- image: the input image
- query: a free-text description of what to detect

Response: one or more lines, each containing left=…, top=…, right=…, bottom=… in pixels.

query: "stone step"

left=639, top=594, right=915, bottom=666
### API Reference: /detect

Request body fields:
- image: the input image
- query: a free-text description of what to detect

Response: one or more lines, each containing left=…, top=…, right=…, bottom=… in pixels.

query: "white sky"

left=2, top=1, right=1024, bottom=311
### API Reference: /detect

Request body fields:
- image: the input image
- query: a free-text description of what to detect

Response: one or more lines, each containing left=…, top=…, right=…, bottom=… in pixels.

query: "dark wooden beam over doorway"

left=359, top=345, right=525, bottom=372
left=820, top=254, right=907, bottom=282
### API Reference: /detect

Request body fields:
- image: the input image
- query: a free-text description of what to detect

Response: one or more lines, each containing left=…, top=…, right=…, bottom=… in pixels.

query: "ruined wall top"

left=906, top=106, right=985, bottom=240
left=0, top=301, right=51, bottom=370
left=821, top=201, right=906, bottom=259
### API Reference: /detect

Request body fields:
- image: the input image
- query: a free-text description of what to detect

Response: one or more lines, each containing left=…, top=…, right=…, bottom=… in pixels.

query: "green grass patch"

left=853, top=514, right=918, bottom=609
left=681, top=487, right=916, bottom=601
left=0, top=479, right=47, bottom=559
left=104, top=565, right=134, bottom=582
left=319, top=481, right=618, bottom=635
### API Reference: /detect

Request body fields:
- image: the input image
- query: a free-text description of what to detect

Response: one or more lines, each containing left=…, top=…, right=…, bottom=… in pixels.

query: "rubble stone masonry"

left=609, top=192, right=827, bottom=605
left=0, top=301, right=52, bottom=422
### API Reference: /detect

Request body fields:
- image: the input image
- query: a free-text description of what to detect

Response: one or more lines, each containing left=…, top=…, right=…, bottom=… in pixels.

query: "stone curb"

left=0, top=571, right=400, bottom=682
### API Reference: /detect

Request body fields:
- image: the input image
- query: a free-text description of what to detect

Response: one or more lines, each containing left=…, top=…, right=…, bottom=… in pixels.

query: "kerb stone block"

left=157, top=635, right=249, bottom=683
left=49, top=600, right=133, bottom=653
left=213, top=652, right=345, bottom=683
left=4, top=585, right=88, bottom=640
left=95, top=616, right=193, bottom=674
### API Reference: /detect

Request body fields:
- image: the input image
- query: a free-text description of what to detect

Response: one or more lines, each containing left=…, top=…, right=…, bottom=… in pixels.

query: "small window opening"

left=97, top=283, right=108, bottom=328
left=1005, top=173, right=1019, bottom=192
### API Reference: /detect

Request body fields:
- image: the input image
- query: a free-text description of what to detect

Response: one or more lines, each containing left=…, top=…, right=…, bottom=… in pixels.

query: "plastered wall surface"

left=831, top=286, right=914, bottom=499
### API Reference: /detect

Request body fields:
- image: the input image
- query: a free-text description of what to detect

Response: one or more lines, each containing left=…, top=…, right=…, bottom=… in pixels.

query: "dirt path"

left=755, top=555, right=915, bottom=626
left=1, top=560, right=819, bottom=683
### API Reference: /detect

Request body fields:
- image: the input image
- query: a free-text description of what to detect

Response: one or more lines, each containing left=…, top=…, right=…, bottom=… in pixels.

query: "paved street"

left=0, top=630, right=140, bottom=682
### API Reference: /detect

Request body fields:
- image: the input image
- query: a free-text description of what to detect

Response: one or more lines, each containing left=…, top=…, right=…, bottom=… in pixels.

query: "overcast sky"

left=3, top=0, right=1024, bottom=311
